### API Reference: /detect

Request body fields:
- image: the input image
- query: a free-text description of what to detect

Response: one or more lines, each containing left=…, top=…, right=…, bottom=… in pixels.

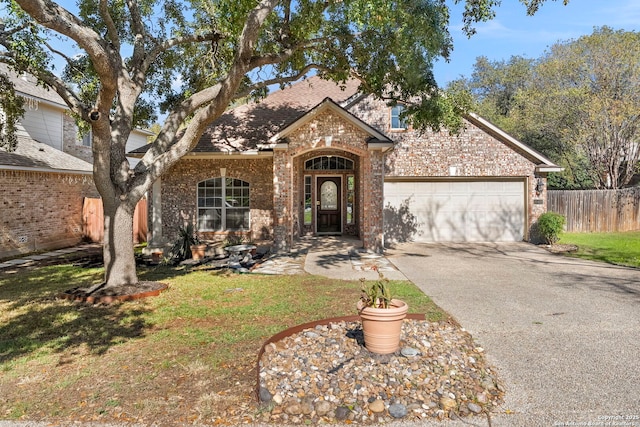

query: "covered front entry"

left=298, top=154, right=358, bottom=237
left=270, top=97, right=393, bottom=252
left=317, top=176, right=342, bottom=234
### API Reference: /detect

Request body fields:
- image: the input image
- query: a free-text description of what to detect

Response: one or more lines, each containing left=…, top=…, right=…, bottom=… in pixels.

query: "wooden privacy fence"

left=82, top=197, right=148, bottom=243
left=547, top=188, right=640, bottom=232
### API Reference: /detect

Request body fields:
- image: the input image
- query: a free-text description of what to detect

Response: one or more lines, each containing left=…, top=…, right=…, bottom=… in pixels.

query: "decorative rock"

left=315, top=400, right=331, bottom=416
left=285, top=403, right=302, bottom=415
left=468, top=402, right=482, bottom=414
left=335, top=406, right=350, bottom=420
left=440, top=396, right=457, bottom=412
left=401, top=347, right=420, bottom=357
left=258, top=319, right=505, bottom=424
left=300, top=402, right=314, bottom=415
left=368, top=399, right=385, bottom=413
left=259, top=387, right=273, bottom=403
left=388, top=403, right=408, bottom=418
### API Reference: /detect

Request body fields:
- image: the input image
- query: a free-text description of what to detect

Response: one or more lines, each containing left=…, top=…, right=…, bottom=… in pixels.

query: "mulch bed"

left=58, top=281, right=168, bottom=304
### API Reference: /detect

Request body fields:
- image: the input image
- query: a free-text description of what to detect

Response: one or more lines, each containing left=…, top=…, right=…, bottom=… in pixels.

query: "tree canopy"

left=0, top=0, right=561, bottom=288
left=456, top=26, right=640, bottom=190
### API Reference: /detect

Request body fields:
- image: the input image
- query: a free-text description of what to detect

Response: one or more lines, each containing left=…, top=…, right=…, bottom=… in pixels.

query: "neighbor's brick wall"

left=349, top=96, right=547, bottom=240
left=159, top=157, right=274, bottom=243
left=0, top=169, right=98, bottom=259
left=62, top=113, right=94, bottom=163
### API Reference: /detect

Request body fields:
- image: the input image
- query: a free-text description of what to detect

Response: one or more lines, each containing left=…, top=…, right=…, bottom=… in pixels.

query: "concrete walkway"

left=0, top=243, right=101, bottom=270
left=387, top=242, right=640, bottom=427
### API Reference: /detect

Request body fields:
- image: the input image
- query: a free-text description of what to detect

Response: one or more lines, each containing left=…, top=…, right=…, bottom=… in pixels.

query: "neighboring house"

left=131, top=76, right=562, bottom=253
left=0, top=64, right=151, bottom=259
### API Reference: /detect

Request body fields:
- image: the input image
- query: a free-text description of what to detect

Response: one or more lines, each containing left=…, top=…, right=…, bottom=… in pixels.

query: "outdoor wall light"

left=535, top=178, right=544, bottom=195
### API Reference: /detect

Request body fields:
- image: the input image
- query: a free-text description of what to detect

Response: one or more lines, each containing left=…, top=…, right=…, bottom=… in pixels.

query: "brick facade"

left=151, top=85, right=557, bottom=252
left=350, top=96, right=549, bottom=240
left=157, top=157, right=274, bottom=244
left=0, top=169, right=98, bottom=258
left=61, top=113, right=94, bottom=164
left=273, top=109, right=386, bottom=251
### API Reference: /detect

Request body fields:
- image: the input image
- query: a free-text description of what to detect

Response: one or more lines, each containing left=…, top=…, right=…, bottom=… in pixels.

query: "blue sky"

left=434, top=0, right=640, bottom=84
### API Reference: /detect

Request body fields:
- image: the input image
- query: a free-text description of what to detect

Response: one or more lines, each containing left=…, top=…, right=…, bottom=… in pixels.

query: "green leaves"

left=0, top=73, right=24, bottom=151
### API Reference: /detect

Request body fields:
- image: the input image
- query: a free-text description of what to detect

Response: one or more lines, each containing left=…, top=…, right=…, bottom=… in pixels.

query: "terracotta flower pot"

left=190, top=244, right=207, bottom=260
left=357, top=299, right=408, bottom=354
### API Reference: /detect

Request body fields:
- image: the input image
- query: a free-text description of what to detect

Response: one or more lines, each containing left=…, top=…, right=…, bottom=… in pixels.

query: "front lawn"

left=0, top=262, right=446, bottom=424
left=558, top=231, right=640, bottom=268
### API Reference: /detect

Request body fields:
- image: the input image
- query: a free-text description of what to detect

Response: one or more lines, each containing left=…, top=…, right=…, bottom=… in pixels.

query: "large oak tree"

left=0, top=0, right=557, bottom=289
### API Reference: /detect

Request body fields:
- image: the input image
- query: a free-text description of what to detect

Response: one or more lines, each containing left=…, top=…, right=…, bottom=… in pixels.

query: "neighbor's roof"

left=129, top=76, right=361, bottom=156
left=0, top=136, right=93, bottom=174
left=0, top=63, right=66, bottom=107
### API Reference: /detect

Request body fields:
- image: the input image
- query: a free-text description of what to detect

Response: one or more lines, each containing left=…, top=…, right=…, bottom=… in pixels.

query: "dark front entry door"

left=317, top=176, right=341, bottom=234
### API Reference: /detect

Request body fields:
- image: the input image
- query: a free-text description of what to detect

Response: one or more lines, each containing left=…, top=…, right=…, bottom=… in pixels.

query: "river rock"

left=259, top=387, right=273, bottom=402
left=388, top=403, right=408, bottom=418
left=315, top=400, right=332, bottom=416
left=368, top=399, right=385, bottom=413
left=335, top=406, right=350, bottom=420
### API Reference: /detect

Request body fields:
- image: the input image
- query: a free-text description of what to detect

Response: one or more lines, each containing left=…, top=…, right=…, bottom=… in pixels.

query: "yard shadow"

left=0, top=263, right=192, bottom=366
left=0, top=301, right=150, bottom=364
left=549, top=266, right=640, bottom=303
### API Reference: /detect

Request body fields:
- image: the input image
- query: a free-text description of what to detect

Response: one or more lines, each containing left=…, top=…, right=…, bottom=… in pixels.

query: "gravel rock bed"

left=258, top=319, right=504, bottom=424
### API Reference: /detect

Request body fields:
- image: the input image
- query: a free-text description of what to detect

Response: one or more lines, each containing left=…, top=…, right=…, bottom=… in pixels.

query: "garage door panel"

left=384, top=181, right=525, bottom=243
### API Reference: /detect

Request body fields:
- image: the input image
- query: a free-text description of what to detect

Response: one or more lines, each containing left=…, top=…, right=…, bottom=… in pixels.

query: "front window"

left=304, top=175, right=312, bottom=225
left=305, top=156, right=354, bottom=170
left=390, top=105, right=408, bottom=130
left=346, top=175, right=355, bottom=224
left=197, top=177, right=250, bottom=231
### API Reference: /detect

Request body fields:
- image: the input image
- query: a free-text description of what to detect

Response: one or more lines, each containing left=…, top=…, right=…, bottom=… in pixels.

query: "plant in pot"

left=357, top=268, right=408, bottom=354
left=170, top=223, right=206, bottom=262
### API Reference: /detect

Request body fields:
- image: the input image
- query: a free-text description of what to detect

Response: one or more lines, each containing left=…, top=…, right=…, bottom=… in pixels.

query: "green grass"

left=0, top=261, right=447, bottom=423
left=559, top=231, right=640, bottom=268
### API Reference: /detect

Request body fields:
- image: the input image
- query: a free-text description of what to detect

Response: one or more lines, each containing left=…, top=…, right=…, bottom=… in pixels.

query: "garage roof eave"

left=536, top=165, right=564, bottom=173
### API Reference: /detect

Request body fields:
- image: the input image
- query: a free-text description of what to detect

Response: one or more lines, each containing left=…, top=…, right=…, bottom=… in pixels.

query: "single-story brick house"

left=132, top=76, right=561, bottom=252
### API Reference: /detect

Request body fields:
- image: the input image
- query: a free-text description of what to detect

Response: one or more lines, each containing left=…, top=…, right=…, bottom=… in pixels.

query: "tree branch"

left=140, top=31, right=223, bottom=80
left=233, top=63, right=331, bottom=100
left=99, top=0, right=120, bottom=51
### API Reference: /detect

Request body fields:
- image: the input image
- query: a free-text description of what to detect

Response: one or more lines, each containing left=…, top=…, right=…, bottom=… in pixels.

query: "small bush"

left=537, top=212, right=566, bottom=244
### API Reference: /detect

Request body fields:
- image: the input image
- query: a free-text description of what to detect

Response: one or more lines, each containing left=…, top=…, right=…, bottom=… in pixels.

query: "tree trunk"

left=102, top=197, right=139, bottom=289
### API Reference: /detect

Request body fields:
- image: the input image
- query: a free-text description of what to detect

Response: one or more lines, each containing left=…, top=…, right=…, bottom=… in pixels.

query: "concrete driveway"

left=387, top=242, right=640, bottom=427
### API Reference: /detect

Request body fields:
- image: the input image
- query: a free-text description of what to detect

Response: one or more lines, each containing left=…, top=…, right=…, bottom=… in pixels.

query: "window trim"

left=390, top=105, right=408, bottom=130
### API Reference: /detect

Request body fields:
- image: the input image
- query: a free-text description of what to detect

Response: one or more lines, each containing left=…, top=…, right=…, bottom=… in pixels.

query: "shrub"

left=537, top=212, right=566, bottom=244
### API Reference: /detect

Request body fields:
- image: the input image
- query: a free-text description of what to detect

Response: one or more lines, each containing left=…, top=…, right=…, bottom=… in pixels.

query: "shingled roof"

left=0, top=136, right=93, bottom=173
left=130, top=76, right=362, bottom=156
left=0, top=63, right=66, bottom=107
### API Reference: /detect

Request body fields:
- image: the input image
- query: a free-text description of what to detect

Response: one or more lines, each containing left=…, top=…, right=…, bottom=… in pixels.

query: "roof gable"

left=184, top=76, right=361, bottom=154
left=465, top=113, right=562, bottom=171
left=268, top=97, right=392, bottom=148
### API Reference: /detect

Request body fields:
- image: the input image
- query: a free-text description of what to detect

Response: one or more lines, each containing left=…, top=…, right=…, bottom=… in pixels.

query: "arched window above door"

left=305, top=156, right=354, bottom=170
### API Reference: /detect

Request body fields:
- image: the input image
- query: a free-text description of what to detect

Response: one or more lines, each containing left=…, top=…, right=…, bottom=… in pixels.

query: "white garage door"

left=384, top=180, right=525, bottom=243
